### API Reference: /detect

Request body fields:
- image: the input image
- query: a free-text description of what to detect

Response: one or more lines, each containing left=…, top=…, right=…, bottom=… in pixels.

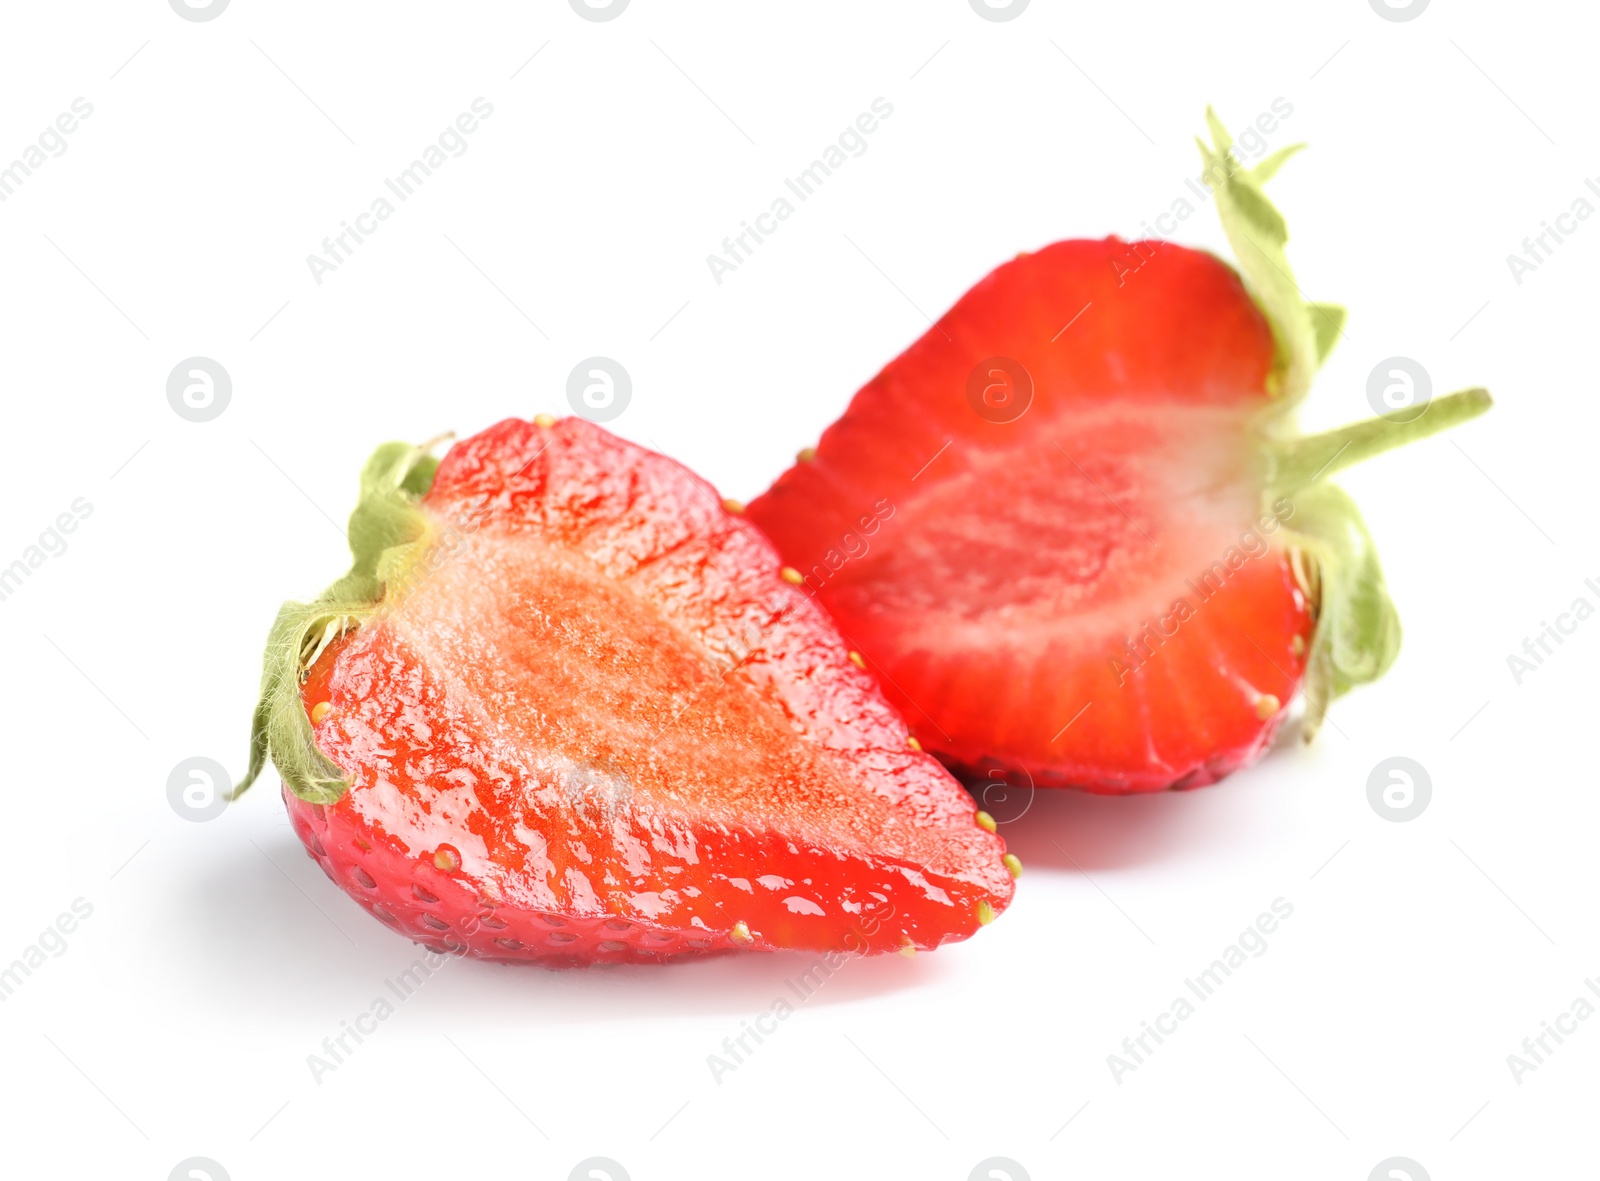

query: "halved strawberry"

left=237, top=418, right=1014, bottom=963
left=747, top=112, right=1490, bottom=793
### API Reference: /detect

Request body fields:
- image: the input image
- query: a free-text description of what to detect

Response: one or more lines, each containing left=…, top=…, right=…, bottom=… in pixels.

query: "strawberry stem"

left=1271, top=387, right=1493, bottom=496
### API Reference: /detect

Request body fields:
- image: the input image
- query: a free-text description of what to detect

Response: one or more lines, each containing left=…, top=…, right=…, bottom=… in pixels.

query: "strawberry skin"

left=747, top=116, right=1490, bottom=793
left=242, top=417, right=1014, bottom=963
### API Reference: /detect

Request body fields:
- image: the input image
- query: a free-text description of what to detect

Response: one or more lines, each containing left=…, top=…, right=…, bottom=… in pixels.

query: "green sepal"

left=1307, top=302, right=1347, bottom=365
left=239, top=600, right=373, bottom=804
left=1252, top=142, right=1306, bottom=184
left=336, top=439, right=445, bottom=595
left=1277, top=485, right=1402, bottom=740
left=1197, top=108, right=1323, bottom=411
left=234, top=437, right=448, bottom=804
left=1199, top=108, right=1491, bottom=741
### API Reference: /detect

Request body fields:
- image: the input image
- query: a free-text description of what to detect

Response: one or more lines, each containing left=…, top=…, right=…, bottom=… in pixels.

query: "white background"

left=0, top=1, right=1592, bottom=1178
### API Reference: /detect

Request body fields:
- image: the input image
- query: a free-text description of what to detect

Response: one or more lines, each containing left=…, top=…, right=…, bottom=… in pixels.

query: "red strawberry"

left=746, top=113, right=1490, bottom=793
left=236, top=417, right=1015, bottom=963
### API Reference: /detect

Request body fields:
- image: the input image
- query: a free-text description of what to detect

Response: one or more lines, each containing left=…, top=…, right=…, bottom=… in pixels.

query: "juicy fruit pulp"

left=747, top=115, right=1490, bottom=792
left=244, top=418, right=1014, bottom=963
left=750, top=241, right=1312, bottom=791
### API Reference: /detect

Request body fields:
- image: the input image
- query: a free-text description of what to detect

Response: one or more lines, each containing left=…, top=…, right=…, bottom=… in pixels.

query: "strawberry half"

left=236, top=418, right=1014, bottom=963
left=747, top=112, right=1491, bottom=793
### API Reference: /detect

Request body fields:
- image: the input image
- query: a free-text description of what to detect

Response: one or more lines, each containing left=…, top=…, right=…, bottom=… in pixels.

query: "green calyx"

left=1198, top=108, right=1491, bottom=739
left=235, top=437, right=449, bottom=805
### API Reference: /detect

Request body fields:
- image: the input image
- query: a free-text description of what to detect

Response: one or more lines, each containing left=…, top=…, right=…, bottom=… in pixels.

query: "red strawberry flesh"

left=749, top=239, right=1317, bottom=792
left=254, top=418, right=1013, bottom=962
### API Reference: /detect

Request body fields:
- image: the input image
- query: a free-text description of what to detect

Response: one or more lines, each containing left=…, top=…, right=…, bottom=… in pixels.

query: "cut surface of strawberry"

left=241, top=418, right=1014, bottom=963
left=747, top=113, right=1490, bottom=792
